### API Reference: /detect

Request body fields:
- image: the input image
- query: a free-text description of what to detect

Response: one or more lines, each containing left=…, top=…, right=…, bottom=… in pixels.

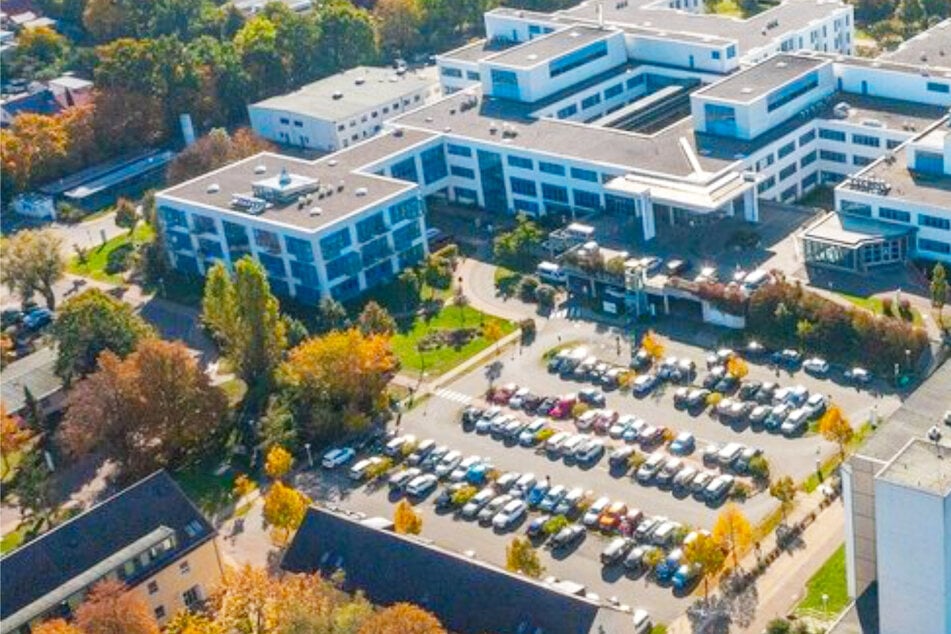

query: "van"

left=536, top=261, right=567, bottom=285
left=545, top=431, right=571, bottom=454
left=560, top=434, right=587, bottom=456
left=704, top=474, right=735, bottom=503
left=650, top=520, right=681, bottom=547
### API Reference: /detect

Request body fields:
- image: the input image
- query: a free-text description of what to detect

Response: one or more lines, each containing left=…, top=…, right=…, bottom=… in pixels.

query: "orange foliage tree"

left=74, top=579, right=160, bottom=634
left=358, top=603, right=447, bottom=634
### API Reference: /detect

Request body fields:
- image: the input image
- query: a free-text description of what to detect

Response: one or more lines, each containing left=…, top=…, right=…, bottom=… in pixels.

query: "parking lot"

left=301, top=318, right=898, bottom=625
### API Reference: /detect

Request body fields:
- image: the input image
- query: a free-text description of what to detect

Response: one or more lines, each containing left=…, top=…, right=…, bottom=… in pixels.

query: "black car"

left=461, top=406, right=483, bottom=426
left=713, top=375, right=739, bottom=394
left=665, top=259, right=691, bottom=276
left=536, top=397, right=557, bottom=416
left=522, top=394, right=544, bottom=412
left=631, top=349, right=652, bottom=371
left=549, top=524, right=586, bottom=549
left=754, top=382, right=778, bottom=404
left=737, top=381, right=762, bottom=400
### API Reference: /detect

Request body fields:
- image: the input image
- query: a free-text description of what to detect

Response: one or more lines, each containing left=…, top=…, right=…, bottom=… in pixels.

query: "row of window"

left=332, top=97, right=421, bottom=132
left=840, top=201, right=951, bottom=232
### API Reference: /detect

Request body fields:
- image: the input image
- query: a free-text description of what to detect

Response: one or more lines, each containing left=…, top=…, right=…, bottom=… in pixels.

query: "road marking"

left=434, top=388, right=473, bottom=405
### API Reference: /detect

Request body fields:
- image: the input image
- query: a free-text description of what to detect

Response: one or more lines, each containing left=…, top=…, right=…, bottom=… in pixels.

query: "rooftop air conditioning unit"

left=254, top=164, right=267, bottom=174
left=309, top=207, right=322, bottom=216
left=861, top=118, right=883, bottom=128
left=207, top=183, right=220, bottom=193
left=332, top=91, right=344, bottom=100
left=355, top=187, right=368, bottom=197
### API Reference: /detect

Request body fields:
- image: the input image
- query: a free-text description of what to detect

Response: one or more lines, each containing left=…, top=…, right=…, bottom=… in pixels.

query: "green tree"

left=317, top=296, right=349, bottom=333
left=683, top=531, right=726, bottom=602
left=769, top=475, right=798, bottom=523
left=12, top=450, right=54, bottom=529
left=375, top=0, right=423, bottom=56
left=358, top=301, right=397, bottom=336
left=258, top=396, right=299, bottom=453
left=202, top=262, right=237, bottom=340
left=506, top=536, right=544, bottom=578
left=1, top=228, right=65, bottom=309
left=492, top=214, right=544, bottom=269
left=422, top=253, right=452, bottom=295
left=283, top=314, right=310, bottom=349
left=453, top=288, right=470, bottom=326
left=114, top=198, right=138, bottom=233
left=396, top=268, right=421, bottom=312
left=316, top=0, right=378, bottom=73
left=899, top=0, right=925, bottom=25
left=931, top=263, right=948, bottom=319
left=52, top=288, right=154, bottom=382
left=234, top=15, right=287, bottom=99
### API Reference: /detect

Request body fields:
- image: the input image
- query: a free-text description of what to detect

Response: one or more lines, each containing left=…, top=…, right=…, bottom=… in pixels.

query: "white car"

left=405, top=473, right=439, bottom=498
left=519, top=418, right=548, bottom=446
left=449, top=455, right=482, bottom=482
left=632, top=609, right=653, bottom=634
left=384, top=434, right=417, bottom=457
left=583, top=496, right=612, bottom=527
left=321, top=447, right=355, bottom=469
left=632, top=373, right=658, bottom=395
left=508, top=387, right=532, bottom=409
left=349, top=456, right=385, bottom=481
left=434, top=450, right=463, bottom=478
left=492, top=499, right=528, bottom=530
left=803, top=357, right=830, bottom=376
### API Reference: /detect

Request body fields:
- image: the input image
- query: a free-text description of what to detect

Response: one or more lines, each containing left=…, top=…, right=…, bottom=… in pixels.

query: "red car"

left=598, top=501, right=628, bottom=532
left=489, top=383, right=519, bottom=404
left=549, top=394, right=577, bottom=419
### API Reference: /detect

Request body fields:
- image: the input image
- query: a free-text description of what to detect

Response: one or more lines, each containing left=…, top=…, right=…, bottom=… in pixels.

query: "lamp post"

left=815, top=445, right=822, bottom=481
left=822, top=593, right=829, bottom=616
left=304, top=442, right=313, bottom=468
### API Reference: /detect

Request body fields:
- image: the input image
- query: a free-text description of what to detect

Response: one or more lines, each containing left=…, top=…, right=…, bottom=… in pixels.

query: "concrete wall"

left=132, top=540, right=224, bottom=627
left=842, top=456, right=882, bottom=598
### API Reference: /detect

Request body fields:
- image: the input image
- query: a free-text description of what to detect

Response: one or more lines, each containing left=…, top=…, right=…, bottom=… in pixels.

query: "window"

left=510, top=177, right=536, bottom=197
left=780, top=185, right=798, bottom=201
left=356, top=212, right=387, bottom=243
left=421, top=146, right=448, bottom=184
left=491, top=69, right=519, bottom=99
left=450, top=165, right=475, bottom=179
left=192, top=215, right=217, bottom=235
left=919, top=214, right=951, bottom=230
left=285, top=236, right=314, bottom=262
left=802, top=172, right=818, bottom=189
left=581, top=94, right=601, bottom=109
left=254, top=229, right=281, bottom=254
left=852, top=133, right=879, bottom=147
left=766, top=71, right=818, bottom=112
left=879, top=207, right=910, bottom=223
left=441, top=67, right=462, bottom=78
left=293, top=120, right=303, bottom=128
left=820, top=150, right=846, bottom=163
left=539, top=161, right=564, bottom=176
left=320, top=228, right=351, bottom=260
left=389, top=198, right=420, bottom=224
left=927, top=81, right=950, bottom=94
left=573, top=189, right=600, bottom=209
left=508, top=155, right=533, bottom=169
left=756, top=154, right=775, bottom=171
left=541, top=183, right=568, bottom=203
left=556, top=104, right=578, bottom=118
left=154, top=607, right=166, bottom=621
left=819, top=128, right=846, bottom=142
left=466, top=70, right=480, bottom=81
left=778, top=142, right=795, bottom=159
left=604, top=83, right=623, bottom=99
left=183, top=586, right=202, bottom=608
left=853, top=155, right=873, bottom=166
left=841, top=200, right=872, bottom=217
left=800, top=129, right=816, bottom=145
left=726, top=45, right=736, bottom=58
left=915, top=151, right=945, bottom=175
left=712, top=50, right=721, bottom=60
left=779, top=164, right=797, bottom=180
left=757, top=175, right=776, bottom=193
left=513, top=198, right=539, bottom=214
left=705, top=103, right=736, bottom=136
left=625, top=75, right=644, bottom=89
left=447, top=144, right=471, bottom=157
left=886, top=139, right=902, bottom=150
left=390, top=156, right=419, bottom=182
left=454, top=186, right=478, bottom=201
left=147, top=581, right=159, bottom=594
left=279, top=117, right=289, bottom=125
left=570, top=167, right=598, bottom=182
left=919, top=238, right=951, bottom=254
left=549, top=41, right=608, bottom=78
left=800, top=150, right=817, bottom=167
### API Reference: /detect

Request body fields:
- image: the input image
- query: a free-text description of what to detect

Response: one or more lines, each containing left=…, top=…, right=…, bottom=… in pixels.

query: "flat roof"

left=878, top=438, right=951, bottom=497
left=485, top=26, right=614, bottom=68
left=880, top=19, right=951, bottom=70
left=159, top=129, right=435, bottom=232
left=0, top=347, right=62, bottom=412
left=438, top=38, right=513, bottom=64
left=695, top=54, right=827, bottom=101
left=803, top=212, right=910, bottom=247
left=250, top=65, right=438, bottom=122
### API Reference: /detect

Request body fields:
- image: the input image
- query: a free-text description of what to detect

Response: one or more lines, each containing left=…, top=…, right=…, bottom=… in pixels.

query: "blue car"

left=466, top=462, right=490, bottom=485
left=526, top=514, right=551, bottom=538
left=526, top=482, right=551, bottom=508
left=669, top=432, right=695, bottom=456
left=654, top=549, right=684, bottom=583
left=672, top=563, right=701, bottom=590
left=22, top=308, right=53, bottom=331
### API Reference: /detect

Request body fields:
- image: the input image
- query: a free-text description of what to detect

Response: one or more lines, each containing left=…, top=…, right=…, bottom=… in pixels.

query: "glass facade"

left=320, top=228, right=351, bottom=260
left=285, top=236, right=314, bottom=262
left=390, top=156, right=419, bottom=183
left=549, top=41, right=608, bottom=78
left=704, top=104, right=736, bottom=137
left=491, top=69, right=520, bottom=100
left=356, top=212, right=387, bottom=243
left=766, top=71, right=818, bottom=112
left=421, top=146, right=448, bottom=184
left=254, top=229, right=282, bottom=254
left=477, top=150, right=507, bottom=212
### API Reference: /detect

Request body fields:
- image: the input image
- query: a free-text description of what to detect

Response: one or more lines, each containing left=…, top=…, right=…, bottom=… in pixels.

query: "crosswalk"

left=433, top=388, right=473, bottom=405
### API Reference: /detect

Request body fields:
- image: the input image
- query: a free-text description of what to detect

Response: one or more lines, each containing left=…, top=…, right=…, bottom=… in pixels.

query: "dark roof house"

left=0, top=470, right=218, bottom=631
left=282, top=506, right=636, bottom=634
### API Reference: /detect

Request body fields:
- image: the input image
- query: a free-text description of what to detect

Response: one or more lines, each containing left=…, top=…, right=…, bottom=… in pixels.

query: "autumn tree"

left=375, top=0, right=423, bottom=56
left=713, top=503, right=753, bottom=568
left=167, top=128, right=274, bottom=184
left=819, top=405, right=854, bottom=460
left=52, top=288, right=154, bottom=382
left=264, top=445, right=294, bottom=480
left=201, top=258, right=287, bottom=387
left=931, top=263, right=948, bottom=320
left=262, top=480, right=311, bottom=545
left=0, top=228, right=65, bottom=308
left=75, top=579, right=160, bottom=634
left=640, top=330, right=664, bottom=361
left=279, top=328, right=398, bottom=440
left=506, top=536, right=545, bottom=578
left=484, top=321, right=503, bottom=355
left=769, top=475, right=798, bottom=523
left=1, top=112, right=68, bottom=195
left=163, top=611, right=223, bottom=634
left=357, top=300, right=397, bottom=336
left=1, top=405, right=31, bottom=478
left=358, top=603, right=447, bottom=634
left=31, top=619, right=85, bottom=634
left=726, top=356, right=749, bottom=379
left=683, top=531, right=726, bottom=602
left=114, top=198, right=138, bottom=233
left=232, top=473, right=257, bottom=500
left=394, top=498, right=423, bottom=535
left=58, top=339, right=228, bottom=480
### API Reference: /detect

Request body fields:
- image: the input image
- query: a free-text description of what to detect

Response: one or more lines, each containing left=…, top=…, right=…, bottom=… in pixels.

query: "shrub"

left=748, top=455, right=770, bottom=483
left=881, top=296, right=894, bottom=316
left=105, top=243, right=135, bottom=275
left=56, top=202, right=85, bottom=223
left=627, top=452, right=646, bottom=470
left=535, top=284, right=556, bottom=309
left=535, top=427, right=555, bottom=443
left=518, top=275, right=540, bottom=302
left=765, top=619, right=791, bottom=634
left=542, top=514, right=569, bottom=535
left=898, top=298, right=913, bottom=321
left=571, top=402, right=589, bottom=419
left=707, top=392, right=723, bottom=407
left=519, top=318, right=536, bottom=340
left=730, top=482, right=752, bottom=501
left=661, top=427, right=676, bottom=444
left=366, top=456, right=393, bottom=480
left=451, top=485, right=477, bottom=506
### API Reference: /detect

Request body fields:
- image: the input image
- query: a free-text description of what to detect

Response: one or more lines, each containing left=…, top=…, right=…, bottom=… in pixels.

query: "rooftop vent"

left=355, top=187, right=369, bottom=197
left=328, top=159, right=338, bottom=166
left=309, top=207, right=322, bottom=216
left=527, top=53, right=538, bottom=61
left=337, top=180, right=345, bottom=191
left=394, top=129, right=404, bottom=137
left=444, top=126, right=452, bottom=132
left=569, top=30, right=580, bottom=37
left=206, top=183, right=220, bottom=194
left=425, top=116, right=434, bottom=122
left=254, top=164, right=267, bottom=174
left=776, top=61, right=788, bottom=68
left=741, top=87, right=753, bottom=94
left=332, top=91, right=344, bottom=100
left=489, top=120, right=499, bottom=134
left=355, top=76, right=366, bottom=85
left=278, top=167, right=292, bottom=187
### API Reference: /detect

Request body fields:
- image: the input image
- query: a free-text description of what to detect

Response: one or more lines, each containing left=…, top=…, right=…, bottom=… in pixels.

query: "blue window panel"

left=572, top=189, right=600, bottom=209
left=269, top=278, right=290, bottom=297
left=507, top=155, right=533, bottom=169
left=513, top=198, right=539, bottom=214
left=779, top=164, right=797, bottom=180
left=361, top=235, right=392, bottom=267
left=581, top=94, right=601, bottom=110
left=777, top=142, right=795, bottom=159
left=800, top=129, right=816, bottom=145
left=802, top=172, right=818, bottom=189
left=853, top=155, right=873, bottom=166
left=421, top=146, right=448, bottom=184
left=364, top=260, right=394, bottom=288
left=819, top=129, right=845, bottom=141
left=258, top=253, right=286, bottom=278
left=191, top=214, right=217, bottom=235
left=757, top=176, right=775, bottom=193
left=852, top=133, right=879, bottom=147
left=549, top=41, right=608, bottom=78
left=389, top=198, right=420, bottom=224
left=392, top=222, right=422, bottom=251
left=711, top=50, right=721, bottom=60
left=294, top=286, right=320, bottom=304
left=198, top=238, right=223, bottom=259
left=254, top=229, right=281, bottom=254
left=510, top=177, right=537, bottom=197
left=541, top=183, right=568, bottom=203
left=356, top=212, right=387, bottom=243
left=919, top=214, right=950, bottom=230
left=326, top=252, right=360, bottom=281
left=390, top=156, right=419, bottom=183
left=927, top=81, right=949, bottom=94
left=398, top=244, right=425, bottom=270
left=320, top=228, right=351, bottom=261
left=539, top=162, right=565, bottom=176
left=167, top=231, right=193, bottom=253
left=447, top=144, right=472, bottom=157
left=604, top=83, right=623, bottom=99
left=450, top=165, right=475, bottom=179
left=330, top=278, right=360, bottom=302
left=919, top=238, right=951, bottom=254
left=285, top=236, right=314, bottom=262
left=625, top=75, right=644, bottom=89
left=915, top=151, right=945, bottom=175
left=454, top=186, right=478, bottom=201
left=159, top=206, right=188, bottom=230
left=841, top=201, right=872, bottom=217
left=441, top=67, right=462, bottom=78
left=727, top=45, right=736, bottom=58
left=570, top=167, right=598, bottom=182
left=766, top=70, right=818, bottom=112
left=176, top=254, right=199, bottom=275
left=820, top=150, right=846, bottom=163
left=879, top=207, right=910, bottom=223
left=223, top=221, right=251, bottom=259
left=704, top=103, right=736, bottom=137
left=290, top=260, right=320, bottom=287
left=556, top=104, right=578, bottom=119
left=800, top=150, right=817, bottom=167
left=466, top=71, right=480, bottom=81
left=491, top=69, right=520, bottom=100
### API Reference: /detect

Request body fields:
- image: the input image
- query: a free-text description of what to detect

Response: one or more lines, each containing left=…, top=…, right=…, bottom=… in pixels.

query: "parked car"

left=690, top=471, right=715, bottom=496
left=754, top=382, right=778, bottom=404
left=669, top=431, right=695, bottom=455
left=545, top=431, right=572, bottom=455
left=734, top=447, right=762, bottom=475
left=519, top=418, right=549, bottom=446
left=384, top=434, right=417, bottom=457
left=22, top=308, right=53, bottom=331
left=673, top=465, right=699, bottom=490
left=656, top=458, right=684, bottom=487
left=434, top=450, right=463, bottom=478
left=576, top=409, right=599, bottom=431
left=749, top=405, right=771, bottom=425
left=672, top=563, right=702, bottom=590
left=549, top=395, right=577, bottom=419
left=538, top=485, right=568, bottom=513
left=631, top=348, right=652, bottom=371
left=495, top=471, right=521, bottom=492
left=512, top=473, right=538, bottom=498
left=609, top=414, right=638, bottom=439
left=593, top=409, right=619, bottom=434
left=622, top=418, right=647, bottom=444
left=405, top=473, right=439, bottom=498
left=559, top=434, right=587, bottom=458
left=776, top=384, right=809, bottom=406
left=601, top=367, right=625, bottom=389
left=686, top=388, right=711, bottom=409
left=737, top=381, right=763, bottom=400
left=781, top=407, right=810, bottom=437
left=609, top=445, right=637, bottom=469
left=706, top=348, right=735, bottom=369
left=349, top=456, right=385, bottom=481
left=845, top=367, right=873, bottom=385
left=701, top=443, right=722, bottom=466
left=574, top=438, right=605, bottom=464
left=803, top=357, right=831, bottom=376
left=598, top=501, right=628, bottom=531
left=655, top=548, right=684, bottom=582
left=501, top=417, right=528, bottom=439
left=526, top=481, right=551, bottom=507
left=583, top=496, right=612, bottom=527
left=321, top=447, right=355, bottom=469
left=624, top=545, right=658, bottom=573
left=461, top=488, right=498, bottom=519
left=634, top=516, right=661, bottom=542
left=492, top=498, right=527, bottom=530
left=1, top=309, right=23, bottom=329
left=717, top=442, right=745, bottom=468
left=548, top=524, right=586, bottom=550
left=804, top=393, right=828, bottom=419
left=578, top=387, right=606, bottom=407
left=406, top=439, right=436, bottom=465
left=765, top=404, right=792, bottom=431
left=536, top=397, right=558, bottom=416
left=553, top=487, right=585, bottom=516
left=526, top=514, right=551, bottom=538
left=638, top=424, right=664, bottom=446
left=665, top=258, right=691, bottom=276
left=600, top=537, right=635, bottom=565
left=434, top=482, right=468, bottom=509
left=508, top=387, right=532, bottom=409
left=388, top=467, right=422, bottom=491
left=772, top=348, right=802, bottom=367
left=632, top=373, right=659, bottom=396
left=449, top=455, right=482, bottom=482
left=461, top=406, right=483, bottom=427
left=636, top=453, right=666, bottom=483
left=704, top=474, right=735, bottom=503
left=491, top=383, right=519, bottom=403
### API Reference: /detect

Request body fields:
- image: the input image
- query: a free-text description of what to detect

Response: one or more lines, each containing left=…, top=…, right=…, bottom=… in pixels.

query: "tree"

left=899, top=0, right=924, bottom=25
left=506, top=536, right=545, bottom=578
left=766, top=619, right=792, bottom=634
left=492, top=214, right=544, bottom=269
left=58, top=339, right=228, bottom=480
left=748, top=454, right=770, bottom=483
left=640, top=330, right=664, bottom=361
left=316, top=0, right=378, bottom=73
left=114, top=198, right=138, bottom=233
left=264, top=445, right=294, bottom=480
left=262, top=480, right=311, bottom=545
left=453, top=288, right=470, bottom=327
left=358, top=603, right=446, bottom=634
left=201, top=262, right=236, bottom=340
left=484, top=321, right=503, bottom=354
left=167, top=127, right=274, bottom=184
left=358, top=301, right=397, bottom=336
left=75, top=579, right=159, bottom=634
left=15, top=26, right=67, bottom=70
left=726, top=356, right=749, bottom=379
left=316, top=296, right=349, bottom=333
left=52, top=288, right=154, bottom=382
left=396, top=268, right=422, bottom=312
left=394, top=498, right=423, bottom=535
left=375, top=0, right=423, bottom=56
left=0, top=228, right=65, bottom=308
left=233, top=473, right=257, bottom=499
left=1, top=405, right=31, bottom=478
left=163, top=611, right=223, bottom=634
left=713, top=503, right=753, bottom=567
left=818, top=405, right=854, bottom=460
left=258, top=396, right=299, bottom=453
left=278, top=329, right=398, bottom=440
left=931, top=263, right=948, bottom=319
left=422, top=254, right=452, bottom=296
left=32, top=620, right=84, bottom=634
left=535, top=284, right=556, bottom=309
left=769, top=475, right=798, bottom=522
left=683, top=531, right=726, bottom=602
left=11, top=449, right=53, bottom=527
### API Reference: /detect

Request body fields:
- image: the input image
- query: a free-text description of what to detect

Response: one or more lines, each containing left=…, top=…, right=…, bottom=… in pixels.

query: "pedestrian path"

left=433, top=388, right=474, bottom=405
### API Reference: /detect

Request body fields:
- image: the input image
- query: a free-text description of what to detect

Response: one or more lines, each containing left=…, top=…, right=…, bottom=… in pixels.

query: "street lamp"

left=304, top=442, right=313, bottom=468
left=822, top=593, right=829, bottom=616
left=815, top=445, right=822, bottom=481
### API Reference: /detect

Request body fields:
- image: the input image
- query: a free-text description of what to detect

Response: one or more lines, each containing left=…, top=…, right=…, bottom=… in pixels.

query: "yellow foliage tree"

left=726, top=356, right=749, bottom=379
left=262, top=481, right=311, bottom=546
left=1, top=405, right=30, bottom=478
left=641, top=330, right=664, bottom=361
left=232, top=473, right=257, bottom=500
left=394, top=499, right=423, bottom=535
left=264, top=445, right=294, bottom=480
left=713, top=503, right=753, bottom=567
left=358, top=603, right=447, bottom=634
left=769, top=475, right=798, bottom=522
left=506, top=536, right=545, bottom=578
left=484, top=321, right=503, bottom=355
left=819, top=405, right=854, bottom=460
left=163, top=611, right=224, bottom=634
left=31, top=619, right=84, bottom=634
left=683, top=532, right=726, bottom=602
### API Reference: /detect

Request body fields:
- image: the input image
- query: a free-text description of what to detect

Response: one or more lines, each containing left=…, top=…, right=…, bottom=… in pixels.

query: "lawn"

left=795, top=545, right=850, bottom=618
left=174, top=462, right=238, bottom=517
left=67, top=223, right=155, bottom=283
left=0, top=524, right=28, bottom=554
left=705, top=0, right=768, bottom=17
left=391, top=304, right=515, bottom=377
left=835, top=292, right=923, bottom=326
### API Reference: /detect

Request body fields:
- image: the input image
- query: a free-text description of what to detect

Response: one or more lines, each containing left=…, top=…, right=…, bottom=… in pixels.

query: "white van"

left=536, top=261, right=566, bottom=285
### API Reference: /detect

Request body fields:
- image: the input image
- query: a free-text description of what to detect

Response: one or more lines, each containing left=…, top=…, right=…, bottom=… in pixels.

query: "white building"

left=248, top=66, right=442, bottom=152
